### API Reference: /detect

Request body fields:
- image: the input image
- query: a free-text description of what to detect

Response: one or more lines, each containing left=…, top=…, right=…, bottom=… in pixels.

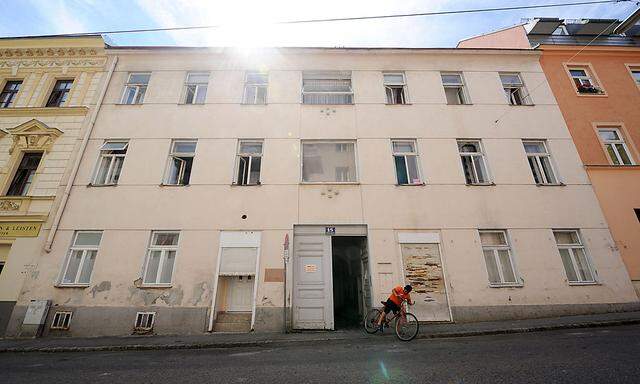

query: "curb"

left=2, top=318, right=639, bottom=353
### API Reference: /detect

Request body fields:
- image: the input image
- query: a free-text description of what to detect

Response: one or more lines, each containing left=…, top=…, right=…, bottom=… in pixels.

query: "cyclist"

left=376, top=284, right=413, bottom=332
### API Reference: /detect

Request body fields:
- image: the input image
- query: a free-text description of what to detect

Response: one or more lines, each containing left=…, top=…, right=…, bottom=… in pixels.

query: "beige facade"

left=8, top=46, right=638, bottom=337
left=0, top=37, right=108, bottom=334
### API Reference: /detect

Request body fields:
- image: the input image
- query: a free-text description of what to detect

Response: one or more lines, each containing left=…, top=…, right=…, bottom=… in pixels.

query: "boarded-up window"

left=219, top=247, right=258, bottom=275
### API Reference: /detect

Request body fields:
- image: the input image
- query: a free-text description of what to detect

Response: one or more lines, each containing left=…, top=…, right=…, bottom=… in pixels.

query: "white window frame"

left=479, top=230, right=521, bottom=287
left=134, top=311, right=156, bottom=332
left=458, top=140, right=491, bottom=185
left=391, top=139, right=423, bottom=185
left=441, top=72, right=469, bottom=105
left=597, top=128, right=635, bottom=165
left=243, top=71, right=268, bottom=104
left=182, top=72, right=209, bottom=104
left=630, top=68, right=640, bottom=87
left=91, top=140, right=129, bottom=186
left=552, top=25, right=568, bottom=35
left=120, top=72, right=150, bottom=105
left=301, top=71, right=353, bottom=105
left=523, top=140, right=560, bottom=185
left=553, top=230, right=597, bottom=284
left=59, top=231, right=102, bottom=287
left=568, top=67, right=603, bottom=94
left=234, top=140, right=263, bottom=185
left=163, top=140, right=197, bottom=186
left=383, top=72, right=408, bottom=104
left=500, top=73, right=531, bottom=105
left=50, top=311, right=73, bottom=330
left=141, top=231, right=180, bottom=287
left=300, top=140, right=359, bottom=184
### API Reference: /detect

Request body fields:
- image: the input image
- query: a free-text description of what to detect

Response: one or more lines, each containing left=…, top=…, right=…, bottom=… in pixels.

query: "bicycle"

left=363, top=300, right=419, bottom=341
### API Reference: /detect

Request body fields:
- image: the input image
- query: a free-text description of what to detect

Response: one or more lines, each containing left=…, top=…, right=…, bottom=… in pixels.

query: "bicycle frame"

left=383, top=301, right=408, bottom=326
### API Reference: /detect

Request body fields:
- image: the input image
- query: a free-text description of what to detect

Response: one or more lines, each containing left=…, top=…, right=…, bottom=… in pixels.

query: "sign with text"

left=325, top=227, right=336, bottom=236
left=0, top=222, right=42, bottom=238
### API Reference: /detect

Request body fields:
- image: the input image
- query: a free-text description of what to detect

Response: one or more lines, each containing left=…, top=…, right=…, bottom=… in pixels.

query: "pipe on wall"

left=44, top=55, right=119, bottom=252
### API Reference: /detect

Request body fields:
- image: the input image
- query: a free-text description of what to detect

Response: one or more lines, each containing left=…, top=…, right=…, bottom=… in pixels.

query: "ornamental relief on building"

left=0, top=200, right=21, bottom=211
left=5, top=119, right=63, bottom=154
left=0, top=47, right=106, bottom=69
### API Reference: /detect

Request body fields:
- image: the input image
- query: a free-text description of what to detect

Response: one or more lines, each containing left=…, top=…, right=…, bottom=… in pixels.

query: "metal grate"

left=50, top=311, right=72, bottom=330
left=134, top=312, right=155, bottom=332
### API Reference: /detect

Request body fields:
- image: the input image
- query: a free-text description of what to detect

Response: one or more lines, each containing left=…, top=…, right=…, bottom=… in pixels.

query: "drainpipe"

left=44, top=55, right=118, bottom=252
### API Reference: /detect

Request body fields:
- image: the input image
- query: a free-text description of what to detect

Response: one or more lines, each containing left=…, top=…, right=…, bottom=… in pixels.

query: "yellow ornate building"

left=0, top=36, right=107, bottom=334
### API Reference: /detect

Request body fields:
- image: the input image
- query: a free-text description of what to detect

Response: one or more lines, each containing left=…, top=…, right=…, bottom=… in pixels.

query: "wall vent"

left=50, top=311, right=72, bottom=330
left=134, top=312, right=155, bottom=333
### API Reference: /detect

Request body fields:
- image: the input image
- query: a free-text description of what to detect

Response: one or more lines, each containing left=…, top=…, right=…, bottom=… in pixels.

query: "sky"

left=0, top=0, right=638, bottom=48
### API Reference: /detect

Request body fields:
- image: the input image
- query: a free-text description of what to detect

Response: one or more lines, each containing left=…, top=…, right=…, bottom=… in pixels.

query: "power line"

left=4, top=0, right=631, bottom=38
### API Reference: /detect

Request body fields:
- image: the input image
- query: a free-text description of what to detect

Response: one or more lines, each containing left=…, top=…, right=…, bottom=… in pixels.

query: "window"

left=500, top=73, right=530, bottom=105
left=523, top=140, right=559, bottom=184
left=164, top=140, right=196, bottom=185
left=134, top=312, right=155, bottom=332
left=243, top=72, right=268, bottom=104
left=598, top=128, right=635, bottom=165
left=635, top=208, right=640, bottom=223
left=6, top=152, right=42, bottom=196
left=479, top=230, right=519, bottom=286
left=60, top=231, right=102, bottom=286
left=392, top=140, right=422, bottom=185
left=235, top=140, right=262, bottom=185
left=183, top=72, right=208, bottom=104
left=553, top=230, right=596, bottom=284
left=630, top=69, right=640, bottom=86
left=93, top=141, right=128, bottom=185
left=51, top=312, right=72, bottom=330
left=383, top=73, right=407, bottom=104
left=302, top=71, right=353, bottom=105
left=142, top=231, right=179, bottom=285
left=45, top=79, right=73, bottom=107
left=302, top=141, right=357, bottom=183
left=552, top=25, right=568, bottom=35
left=568, top=68, right=603, bottom=94
left=441, top=73, right=468, bottom=105
left=121, top=73, right=150, bottom=104
left=0, top=80, right=22, bottom=108
left=458, top=140, right=490, bottom=185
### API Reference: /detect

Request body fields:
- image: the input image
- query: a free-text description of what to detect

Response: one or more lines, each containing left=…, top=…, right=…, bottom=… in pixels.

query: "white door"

left=227, top=276, right=253, bottom=312
left=292, top=234, right=333, bottom=329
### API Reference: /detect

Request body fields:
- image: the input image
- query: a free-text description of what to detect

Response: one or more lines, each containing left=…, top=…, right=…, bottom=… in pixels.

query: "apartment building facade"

left=6, top=45, right=638, bottom=337
left=460, top=15, right=640, bottom=296
left=0, top=36, right=108, bottom=334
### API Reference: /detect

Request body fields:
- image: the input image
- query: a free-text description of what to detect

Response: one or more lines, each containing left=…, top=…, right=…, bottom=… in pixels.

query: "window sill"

left=115, top=103, right=145, bottom=106
left=87, top=183, right=118, bottom=187
left=396, top=182, right=425, bottom=187
left=488, top=283, right=524, bottom=288
left=139, top=284, right=173, bottom=289
left=575, top=92, right=607, bottom=98
left=536, top=182, right=565, bottom=187
left=55, top=284, right=89, bottom=288
left=159, top=183, right=189, bottom=187
left=568, top=281, right=600, bottom=286
left=508, top=103, right=535, bottom=107
left=465, top=182, right=495, bottom=187
left=231, top=182, right=261, bottom=186
left=301, top=103, right=355, bottom=106
left=385, top=103, right=412, bottom=106
left=178, top=102, right=205, bottom=106
left=446, top=103, right=473, bottom=106
left=241, top=103, right=268, bottom=106
left=300, top=182, right=360, bottom=185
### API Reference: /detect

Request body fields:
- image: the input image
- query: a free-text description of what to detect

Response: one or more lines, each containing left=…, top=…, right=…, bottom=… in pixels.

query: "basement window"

left=134, top=312, right=156, bottom=333
left=235, top=140, right=263, bottom=185
left=50, top=311, right=72, bottom=330
left=164, top=140, right=196, bottom=185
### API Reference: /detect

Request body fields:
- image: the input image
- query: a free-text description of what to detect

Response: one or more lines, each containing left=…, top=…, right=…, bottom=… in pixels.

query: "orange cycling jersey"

left=388, top=285, right=411, bottom=306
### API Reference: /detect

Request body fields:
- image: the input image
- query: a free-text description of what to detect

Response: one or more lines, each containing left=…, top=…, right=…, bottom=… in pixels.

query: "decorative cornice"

left=0, top=47, right=99, bottom=58
left=0, top=106, right=88, bottom=117
left=0, top=47, right=106, bottom=70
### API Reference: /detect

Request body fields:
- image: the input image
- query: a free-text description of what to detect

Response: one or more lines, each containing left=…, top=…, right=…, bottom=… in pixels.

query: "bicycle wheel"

left=363, top=308, right=382, bottom=334
left=395, top=312, right=419, bottom=341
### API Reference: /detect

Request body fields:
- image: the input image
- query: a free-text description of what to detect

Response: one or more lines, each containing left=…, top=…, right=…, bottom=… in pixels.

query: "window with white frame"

left=500, top=73, right=530, bottom=105
left=302, top=71, right=353, bottom=105
left=441, top=73, right=468, bottom=105
left=598, top=128, right=635, bottom=165
left=60, top=231, right=102, bottom=286
left=50, top=311, right=72, bottom=330
left=392, top=140, right=422, bottom=185
left=183, top=72, right=209, bottom=104
left=121, top=73, right=150, bottom=104
left=302, top=141, right=357, bottom=183
left=142, top=231, right=179, bottom=285
left=164, top=140, right=196, bottom=185
left=243, top=72, right=268, bottom=104
left=93, top=141, right=128, bottom=185
left=568, top=67, right=603, bottom=94
left=631, top=69, right=640, bottom=86
left=235, top=140, right=263, bottom=185
left=553, top=230, right=596, bottom=284
left=383, top=73, right=407, bottom=104
left=523, top=140, right=559, bottom=184
left=479, top=230, right=519, bottom=286
left=458, top=140, right=490, bottom=185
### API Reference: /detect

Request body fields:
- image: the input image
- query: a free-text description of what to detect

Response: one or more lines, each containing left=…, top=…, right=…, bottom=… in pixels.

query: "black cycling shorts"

left=383, top=298, right=401, bottom=314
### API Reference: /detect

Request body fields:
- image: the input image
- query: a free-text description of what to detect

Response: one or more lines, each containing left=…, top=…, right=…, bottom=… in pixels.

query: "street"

left=2, top=325, right=640, bottom=383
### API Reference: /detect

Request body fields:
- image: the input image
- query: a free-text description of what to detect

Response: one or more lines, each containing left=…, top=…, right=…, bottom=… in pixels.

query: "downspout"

left=44, top=55, right=118, bottom=252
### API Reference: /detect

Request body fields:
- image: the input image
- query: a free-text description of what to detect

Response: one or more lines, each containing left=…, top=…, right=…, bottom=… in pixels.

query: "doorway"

left=226, top=276, right=254, bottom=312
left=331, top=236, right=367, bottom=329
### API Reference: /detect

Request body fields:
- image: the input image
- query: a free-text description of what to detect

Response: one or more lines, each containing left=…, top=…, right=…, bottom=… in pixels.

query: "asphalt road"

left=2, top=324, right=640, bottom=383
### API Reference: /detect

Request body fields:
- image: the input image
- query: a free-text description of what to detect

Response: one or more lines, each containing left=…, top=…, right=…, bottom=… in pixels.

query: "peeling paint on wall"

left=90, top=281, right=111, bottom=298
left=128, top=285, right=184, bottom=306
left=190, top=282, right=209, bottom=306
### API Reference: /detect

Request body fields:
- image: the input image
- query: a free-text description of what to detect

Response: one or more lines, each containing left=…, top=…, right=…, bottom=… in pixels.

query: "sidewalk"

left=2, top=311, right=640, bottom=353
